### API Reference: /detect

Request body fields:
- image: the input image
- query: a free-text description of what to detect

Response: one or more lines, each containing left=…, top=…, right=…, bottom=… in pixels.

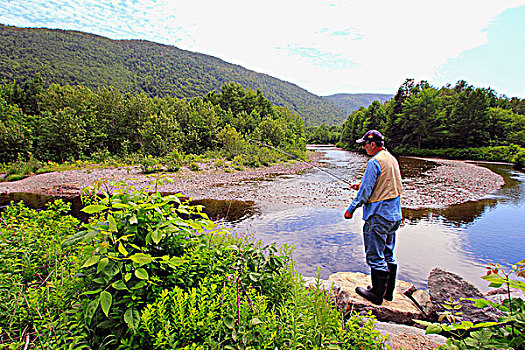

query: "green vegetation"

left=339, top=79, right=525, bottom=167
left=416, top=260, right=525, bottom=350
left=0, top=76, right=307, bottom=179
left=0, top=24, right=346, bottom=126
left=0, top=178, right=391, bottom=349
left=306, top=124, right=342, bottom=144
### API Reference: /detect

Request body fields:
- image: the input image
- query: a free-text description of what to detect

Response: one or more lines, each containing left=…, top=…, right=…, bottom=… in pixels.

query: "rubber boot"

left=356, top=269, right=389, bottom=305
left=384, top=263, right=397, bottom=301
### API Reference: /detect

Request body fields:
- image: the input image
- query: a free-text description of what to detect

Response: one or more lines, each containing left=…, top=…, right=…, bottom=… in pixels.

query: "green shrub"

left=139, top=155, right=163, bottom=174
left=189, top=162, right=200, bottom=171
left=1, top=178, right=392, bottom=349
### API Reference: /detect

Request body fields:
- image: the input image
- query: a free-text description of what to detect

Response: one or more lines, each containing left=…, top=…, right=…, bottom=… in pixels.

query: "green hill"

left=0, top=24, right=352, bottom=126
left=323, top=93, right=394, bottom=116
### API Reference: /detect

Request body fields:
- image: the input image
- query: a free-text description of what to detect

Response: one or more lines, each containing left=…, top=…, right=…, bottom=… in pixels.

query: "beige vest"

left=366, top=149, right=403, bottom=204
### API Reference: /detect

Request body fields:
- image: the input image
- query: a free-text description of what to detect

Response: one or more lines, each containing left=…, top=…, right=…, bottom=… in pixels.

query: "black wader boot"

left=384, top=263, right=397, bottom=301
left=356, top=269, right=389, bottom=305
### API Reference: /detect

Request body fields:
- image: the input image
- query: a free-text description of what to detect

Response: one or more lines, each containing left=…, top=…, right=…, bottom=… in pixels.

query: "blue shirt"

left=347, top=157, right=402, bottom=221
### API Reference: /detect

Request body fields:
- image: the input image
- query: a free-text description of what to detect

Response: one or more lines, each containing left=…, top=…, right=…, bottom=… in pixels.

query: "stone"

left=427, top=268, right=502, bottom=323
left=374, top=321, right=447, bottom=350
left=329, top=272, right=427, bottom=325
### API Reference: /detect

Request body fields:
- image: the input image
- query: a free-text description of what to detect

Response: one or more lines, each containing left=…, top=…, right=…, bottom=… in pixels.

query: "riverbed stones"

left=329, top=272, right=427, bottom=325
left=427, top=267, right=501, bottom=323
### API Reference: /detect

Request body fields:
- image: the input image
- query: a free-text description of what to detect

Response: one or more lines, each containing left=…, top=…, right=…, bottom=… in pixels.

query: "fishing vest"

left=366, top=149, right=402, bottom=204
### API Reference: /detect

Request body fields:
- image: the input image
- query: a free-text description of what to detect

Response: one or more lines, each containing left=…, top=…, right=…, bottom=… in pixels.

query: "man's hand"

left=344, top=210, right=352, bottom=219
left=349, top=183, right=361, bottom=191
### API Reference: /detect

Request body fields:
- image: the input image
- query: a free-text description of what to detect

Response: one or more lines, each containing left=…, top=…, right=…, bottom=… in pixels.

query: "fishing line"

left=248, top=139, right=351, bottom=185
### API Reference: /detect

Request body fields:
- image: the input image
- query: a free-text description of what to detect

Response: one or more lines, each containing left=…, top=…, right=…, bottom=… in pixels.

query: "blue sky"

left=1, top=0, right=524, bottom=98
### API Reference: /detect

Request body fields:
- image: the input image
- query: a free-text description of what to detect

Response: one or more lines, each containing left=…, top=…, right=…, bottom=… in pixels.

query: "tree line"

left=337, top=79, right=525, bottom=166
left=0, top=75, right=305, bottom=164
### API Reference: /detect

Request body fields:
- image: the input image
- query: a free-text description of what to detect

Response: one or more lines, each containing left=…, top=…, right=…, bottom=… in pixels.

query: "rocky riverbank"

left=0, top=152, right=505, bottom=212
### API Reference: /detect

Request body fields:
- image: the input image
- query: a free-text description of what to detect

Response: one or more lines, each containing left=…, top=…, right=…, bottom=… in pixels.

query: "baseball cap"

left=356, top=130, right=384, bottom=143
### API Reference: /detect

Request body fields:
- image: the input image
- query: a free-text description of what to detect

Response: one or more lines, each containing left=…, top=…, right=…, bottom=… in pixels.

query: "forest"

left=0, top=75, right=306, bottom=175
left=338, top=79, right=525, bottom=167
left=0, top=24, right=347, bottom=126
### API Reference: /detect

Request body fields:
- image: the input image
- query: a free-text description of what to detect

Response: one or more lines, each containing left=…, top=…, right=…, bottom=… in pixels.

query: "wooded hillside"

left=0, top=24, right=350, bottom=126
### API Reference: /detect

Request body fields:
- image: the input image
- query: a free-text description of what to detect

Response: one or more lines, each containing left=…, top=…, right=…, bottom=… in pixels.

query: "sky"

left=0, top=0, right=524, bottom=98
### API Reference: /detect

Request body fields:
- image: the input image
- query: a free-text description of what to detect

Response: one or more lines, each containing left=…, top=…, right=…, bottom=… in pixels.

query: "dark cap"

left=356, top=130, right=384, bottom=143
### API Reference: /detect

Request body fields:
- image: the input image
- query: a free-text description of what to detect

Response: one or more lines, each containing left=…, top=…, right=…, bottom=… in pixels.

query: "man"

left=344, top=130, right=402, bottom=305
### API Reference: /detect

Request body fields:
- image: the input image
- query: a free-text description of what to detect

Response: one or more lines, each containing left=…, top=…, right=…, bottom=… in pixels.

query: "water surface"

left=230, top=146, right=525, bottom=291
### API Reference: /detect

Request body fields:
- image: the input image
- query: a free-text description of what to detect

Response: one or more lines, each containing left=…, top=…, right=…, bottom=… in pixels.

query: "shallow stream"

left=2, top=146, right=524, bottom=291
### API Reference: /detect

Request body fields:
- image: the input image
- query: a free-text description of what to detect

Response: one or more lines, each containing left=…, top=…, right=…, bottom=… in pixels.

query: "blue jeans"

left=363, top=215, right=400, bottom=271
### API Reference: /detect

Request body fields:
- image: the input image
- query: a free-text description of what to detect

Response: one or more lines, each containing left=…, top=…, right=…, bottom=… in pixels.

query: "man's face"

left=362, top=141, right=374, bottom=155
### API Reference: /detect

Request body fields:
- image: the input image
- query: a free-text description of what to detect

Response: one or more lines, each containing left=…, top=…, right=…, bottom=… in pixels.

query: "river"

left=227, top=145, right=525, bottom=291
left=1, top=145, right=523, bottom=291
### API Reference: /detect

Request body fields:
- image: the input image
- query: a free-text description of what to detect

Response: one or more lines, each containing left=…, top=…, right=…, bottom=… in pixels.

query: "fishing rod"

left=248, top=139, right=351, bottom=185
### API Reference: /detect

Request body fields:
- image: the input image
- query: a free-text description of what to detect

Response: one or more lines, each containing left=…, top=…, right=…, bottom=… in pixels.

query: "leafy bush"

left=1, top=178, right=391, bottom=349
left=139, top=155, right=163, bottom=174
left=0, top=200, right=89, bottom=348
left=416, top=260, right=525, bottom=350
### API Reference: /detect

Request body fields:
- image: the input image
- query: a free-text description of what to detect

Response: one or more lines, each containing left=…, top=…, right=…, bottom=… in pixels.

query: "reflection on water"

left=0, top=192, right=257, bottom=225
left=232, top=147, right=525, bottom=291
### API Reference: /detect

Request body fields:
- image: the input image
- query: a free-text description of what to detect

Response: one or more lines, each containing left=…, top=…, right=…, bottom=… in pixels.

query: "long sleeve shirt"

left=347, top=157, right=402, bottom=222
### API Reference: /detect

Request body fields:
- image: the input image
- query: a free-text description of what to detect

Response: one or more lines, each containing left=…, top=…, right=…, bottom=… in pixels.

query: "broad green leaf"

left=224, top=316, right=235, bottom=329
left=152, top=229, right=162, bottom=244
left=250, top=317, right=263, bottom=326
left=327, top=345, right=341, bottom=350
left=81, top=205, right=108, bottom=214
left=129, top=215, right=138, bottom=225
left=248, top=273, right=260, bottom=282
left=97, top=257, right=109, bottom=274
left=80, top=288, right=102, bottom=296
left=129, top=253, right=153, bottom=265
left=102, top=261, right=120, bottom=279
left=111, top=280, right=128, bottom=291
left=81, top=255, right=100, bottom=269
left=99, top=291, right=112, bottom=317
left=112, top=203, right=132, bottom=209
left=167, top=257, right=187, bottom=268
left=62, top=230, right=92, bottom=247
left=132, top=280, right=147, bottom=290
left=124, top=272, right=132, bottom=282
left=124, top=307, right=140, bottom=330
left=85, top=299, right=99, bottom=324
left=426, top=324, right=443, bottom=334
left=135, top=268, right=149, bottom=280
left=117, top=242, right=128, bottom=256
left=108, top=215, right=118, bottom=232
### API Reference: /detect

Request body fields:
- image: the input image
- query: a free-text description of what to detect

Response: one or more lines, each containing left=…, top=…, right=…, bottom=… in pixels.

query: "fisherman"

left=344, top=130, right=402, bottom=305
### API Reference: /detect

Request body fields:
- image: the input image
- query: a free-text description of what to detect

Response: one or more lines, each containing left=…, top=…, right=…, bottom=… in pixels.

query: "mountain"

left=0, top=24, right=356, bottom=126
left=322, top=93, right=394, bottom=116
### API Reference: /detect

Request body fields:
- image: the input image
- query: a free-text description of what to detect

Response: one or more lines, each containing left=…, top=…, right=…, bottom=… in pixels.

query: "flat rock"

left=329, top=272, right=426, bottom=325
left=374, top=321, right=447, bottom=350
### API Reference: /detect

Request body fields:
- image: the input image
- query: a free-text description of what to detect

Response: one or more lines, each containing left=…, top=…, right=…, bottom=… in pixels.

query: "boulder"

left=427, top=268, right=501, bottom=323
left=329, top=272, right=427, bottom=325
